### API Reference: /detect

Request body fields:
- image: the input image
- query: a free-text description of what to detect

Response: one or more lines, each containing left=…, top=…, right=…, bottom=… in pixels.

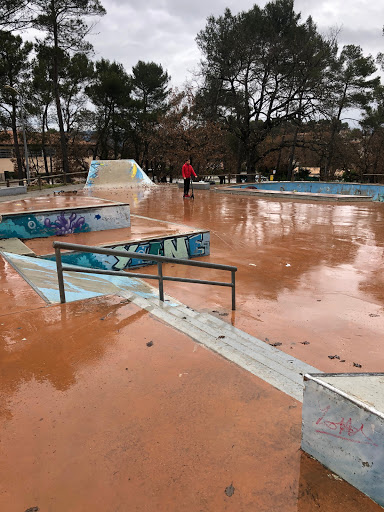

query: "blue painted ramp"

left=85, top=160, right=155, bottom=190
left=1, top=252, right=162, bottom=304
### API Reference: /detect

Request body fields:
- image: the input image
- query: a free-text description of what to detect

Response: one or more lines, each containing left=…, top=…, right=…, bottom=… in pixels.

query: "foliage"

left=86, top=58, right=132, bottom=159
left=31, top=0, right=106, bottom=176
left=1, top=0, right=384, bottom=183
left=0, top=0, right=30, bottom=29
left=196, top=0, right=334, bottom=172
left=0, top=30, right=33, bottom=179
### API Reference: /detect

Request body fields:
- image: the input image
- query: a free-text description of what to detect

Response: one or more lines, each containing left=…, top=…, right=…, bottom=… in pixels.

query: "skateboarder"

left=182, top=159, right=197, bottom=197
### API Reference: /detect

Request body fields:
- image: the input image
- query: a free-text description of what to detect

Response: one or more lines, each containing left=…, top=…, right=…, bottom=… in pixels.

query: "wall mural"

left=0, top=205, right=131, bottom=239
left=44, top=232, right=210, bottom=270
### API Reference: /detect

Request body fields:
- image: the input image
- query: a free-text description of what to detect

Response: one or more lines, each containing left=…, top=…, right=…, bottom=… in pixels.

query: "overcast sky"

left=87, top=0, right=384, bottom=87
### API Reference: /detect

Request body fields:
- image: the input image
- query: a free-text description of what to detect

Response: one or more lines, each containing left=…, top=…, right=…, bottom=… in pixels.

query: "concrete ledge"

left=0, top=186, right=27, bottom=197
left=42, top=230, right=211, bottom=270
left=177, top=181, right=210, bottom=190
left=0, top=202, right=130, bottom=239
left=302, top=373, right=384, bottom=507
left=217, top=187, right=373, bottom=202
left=0, top=238, right=35, bottom=256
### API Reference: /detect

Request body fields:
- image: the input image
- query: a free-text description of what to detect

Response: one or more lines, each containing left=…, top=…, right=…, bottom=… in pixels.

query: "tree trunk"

left=42, top=106, right=50, bottom=176
left=52, top=13, right=70, bottom=179
left=287, top=126, right=299, bottom=181
left=11, top=101, right=24, bottom=184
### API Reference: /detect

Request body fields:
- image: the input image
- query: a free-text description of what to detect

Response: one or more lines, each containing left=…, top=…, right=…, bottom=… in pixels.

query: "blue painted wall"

left=232, top=182, right=384, bottom=201
left=0, top=204, right=130, bottom=239
left=43, top=231, right=211, bottom=270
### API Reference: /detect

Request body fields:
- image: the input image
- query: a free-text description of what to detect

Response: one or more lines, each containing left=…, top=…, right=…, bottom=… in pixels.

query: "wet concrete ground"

left=87, top=185, right=384, bottom=374
left=0, top=194, right=119, bottom=214
left=1, top=296, right=382, bottom=511
left=1, top=184, right=384, bottom=510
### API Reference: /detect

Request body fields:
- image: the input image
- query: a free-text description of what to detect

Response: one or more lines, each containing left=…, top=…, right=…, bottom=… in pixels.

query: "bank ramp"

left=84, top=160, right=155, bottom=190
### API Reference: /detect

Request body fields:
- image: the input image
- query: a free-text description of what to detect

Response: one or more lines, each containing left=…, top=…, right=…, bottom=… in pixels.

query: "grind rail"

left=53, top=241, right=237, bottom=310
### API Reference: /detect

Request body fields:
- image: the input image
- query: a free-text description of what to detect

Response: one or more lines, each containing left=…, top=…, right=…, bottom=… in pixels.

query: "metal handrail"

left=53, top=241, right=237, bottom=310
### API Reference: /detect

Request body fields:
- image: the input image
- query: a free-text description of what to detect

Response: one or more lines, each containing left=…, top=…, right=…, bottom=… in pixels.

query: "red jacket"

left=182, top=163, right=197, bottom=179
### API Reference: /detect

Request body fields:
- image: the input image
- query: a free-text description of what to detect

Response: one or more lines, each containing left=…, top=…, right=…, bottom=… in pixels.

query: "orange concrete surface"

left=0, top=296, right=381, bottom=512
left=0, top=195, right=121, bottom=215
left=0, top=254, right=46, bottom=315
left=84, top=186, right=384, bottom=374
left=25, top=215, right=203, bottom=256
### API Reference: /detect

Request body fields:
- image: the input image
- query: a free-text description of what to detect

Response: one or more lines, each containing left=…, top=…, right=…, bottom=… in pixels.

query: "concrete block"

left=0, top=186, right=27, bottom=196
left=302, top=373, right=384, bottom=507
left=177, top=181, right=210, bottom=190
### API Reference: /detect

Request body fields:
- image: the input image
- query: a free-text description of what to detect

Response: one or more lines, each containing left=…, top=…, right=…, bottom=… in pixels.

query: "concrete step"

left=118, top=289, right=321, bottom=402
left=144, top=297, right=317, bottom=379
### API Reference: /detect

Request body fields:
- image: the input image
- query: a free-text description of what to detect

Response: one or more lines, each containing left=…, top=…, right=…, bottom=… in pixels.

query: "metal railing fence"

left=53, top=241, right=237, bottom=310
left=0, top=170, right=88, bottom=189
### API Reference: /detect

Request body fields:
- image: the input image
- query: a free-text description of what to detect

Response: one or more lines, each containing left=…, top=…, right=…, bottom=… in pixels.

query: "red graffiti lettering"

left=315, top=406, right=378, bottom=446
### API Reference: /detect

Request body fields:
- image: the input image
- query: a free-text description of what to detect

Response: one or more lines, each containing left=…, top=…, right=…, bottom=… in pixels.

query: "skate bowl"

left=84, top=160, right=155, bottom=190
left=0, top=185, right=27, bottom=197
left=222, top=181, right=384, bottom=201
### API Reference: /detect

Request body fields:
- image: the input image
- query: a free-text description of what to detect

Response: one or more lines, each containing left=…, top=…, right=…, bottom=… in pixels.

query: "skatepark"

left=1, top=160, right=383, bottom=511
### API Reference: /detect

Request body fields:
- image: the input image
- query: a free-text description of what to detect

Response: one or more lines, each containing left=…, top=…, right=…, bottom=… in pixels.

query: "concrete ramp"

left=0, top=251, right=161, bottom=304
left=84, top=160, right=155, bottom=190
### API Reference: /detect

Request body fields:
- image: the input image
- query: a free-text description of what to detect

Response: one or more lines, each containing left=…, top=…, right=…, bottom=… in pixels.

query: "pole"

left=55, top=247, right=66, bottom=304
left=158, top=262, right=164, bottom=302
left=20, top=98, right=30, bottom=185
left=4, top=85, right=30, bottom=185
left=231, top=270, right=236, bottom=311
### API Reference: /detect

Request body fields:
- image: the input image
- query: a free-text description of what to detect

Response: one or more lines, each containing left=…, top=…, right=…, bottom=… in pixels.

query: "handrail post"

left=231, top=270, right=236, bottom=310
left=158, top=262, right=164, bottom=302
left=55, top=247, right=66, bottom=303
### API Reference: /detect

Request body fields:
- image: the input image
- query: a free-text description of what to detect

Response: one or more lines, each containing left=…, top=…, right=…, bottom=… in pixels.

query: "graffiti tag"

left=315, top=406, right=378, bottom=446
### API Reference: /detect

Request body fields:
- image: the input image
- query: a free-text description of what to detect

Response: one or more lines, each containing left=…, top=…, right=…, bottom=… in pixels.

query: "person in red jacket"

left=182, top=159, right=197, bottom=197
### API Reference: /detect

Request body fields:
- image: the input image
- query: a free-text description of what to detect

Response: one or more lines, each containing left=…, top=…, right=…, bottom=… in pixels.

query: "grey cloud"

left=89, top=0, right=384, bottom=86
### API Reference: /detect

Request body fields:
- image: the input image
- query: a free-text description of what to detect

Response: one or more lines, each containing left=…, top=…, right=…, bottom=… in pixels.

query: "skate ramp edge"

left=0, top=251, right=160, bottom=304
left=302, top=372, right=384, bottom=507
left=84, top=160, right=155, bottom=189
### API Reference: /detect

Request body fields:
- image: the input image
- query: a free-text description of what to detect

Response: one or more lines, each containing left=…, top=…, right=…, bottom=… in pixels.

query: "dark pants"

left=183, top=178, right=190, bottom=195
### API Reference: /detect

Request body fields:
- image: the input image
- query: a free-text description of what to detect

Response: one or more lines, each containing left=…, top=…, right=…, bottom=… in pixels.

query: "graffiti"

left=0, top=204, right=130, bottom=239
left=315, top=406, right=378, bottom=446
left=44, top=212, right=85, bottom=236
left=85, top=161, right=101, bottom=186
left=44, top=232, right=211, bottom=271
left=84, top=160, right=155, bottom=189
left=0, top=212, right=87, bottom=239
left=109, top=233, right=209, bottom=270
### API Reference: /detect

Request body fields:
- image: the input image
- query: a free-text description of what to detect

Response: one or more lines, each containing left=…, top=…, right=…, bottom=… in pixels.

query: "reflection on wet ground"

left=0, top=295, right=381, bottom=511
left=0, top=296, right=146, bottom=417
left=0, top=255, right=46, bottom=316
left=1, top=185, right=384, bottom=510
left=84, top=186, right=384, bottom=373
left=0, top=195, right=118, bottom=214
